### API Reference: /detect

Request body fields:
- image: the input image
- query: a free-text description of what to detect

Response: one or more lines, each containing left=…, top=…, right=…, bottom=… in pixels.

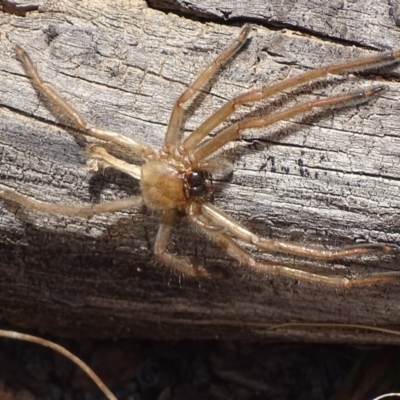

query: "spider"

left=2, top=25, right=400, bottom=287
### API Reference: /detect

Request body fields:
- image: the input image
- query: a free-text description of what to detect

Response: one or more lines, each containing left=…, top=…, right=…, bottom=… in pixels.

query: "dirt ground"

left=0, top=333, right=399, bottom=400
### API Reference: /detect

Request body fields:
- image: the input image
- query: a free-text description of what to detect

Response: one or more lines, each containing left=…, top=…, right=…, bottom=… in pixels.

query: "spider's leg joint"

left=342, top=278, right=351, bottom=287
left=249, top=234, right=261, bottom=246
left=177, top=144, right=186, bottom=156
left=187, top=151, right=198, bottom=165
left=86, top=144, right=106, bottom=172
left=161, top=144, right=173, bottom=156
left=86, top=158, right=99, bottom=173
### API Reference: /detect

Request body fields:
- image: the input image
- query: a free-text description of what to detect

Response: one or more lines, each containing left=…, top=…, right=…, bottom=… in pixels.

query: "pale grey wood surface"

left=1, top=0, right=400, bottom=343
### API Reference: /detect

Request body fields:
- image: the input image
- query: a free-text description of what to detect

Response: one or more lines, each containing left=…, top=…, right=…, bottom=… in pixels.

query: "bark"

left=1, top=0, right=400, bottom=344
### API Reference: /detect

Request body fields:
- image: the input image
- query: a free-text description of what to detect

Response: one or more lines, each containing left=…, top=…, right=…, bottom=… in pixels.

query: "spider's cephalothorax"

left=3, top=25, right=400, bottom=286
left=140, top=160, right=212, bottom=210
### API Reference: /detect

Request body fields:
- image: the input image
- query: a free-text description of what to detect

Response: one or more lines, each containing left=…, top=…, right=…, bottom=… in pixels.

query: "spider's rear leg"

left=14, top=45, right=154, bottom=157
left=154, top=209, right=225, bottom=278
left=201, top=203, right=400, bottom=260
left=205, top=229, right=400, bottom=287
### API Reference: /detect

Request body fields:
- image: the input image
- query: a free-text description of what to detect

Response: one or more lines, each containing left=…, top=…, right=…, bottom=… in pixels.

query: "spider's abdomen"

left=141, top=161, right=187, bottom=210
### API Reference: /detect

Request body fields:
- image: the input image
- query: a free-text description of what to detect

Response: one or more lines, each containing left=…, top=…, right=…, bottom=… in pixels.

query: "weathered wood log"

left=1, top=0, right=400, bottom=344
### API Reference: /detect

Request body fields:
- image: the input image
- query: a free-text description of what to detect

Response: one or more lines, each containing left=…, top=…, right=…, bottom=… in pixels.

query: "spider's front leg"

left=180, top=42, right=400, bottom=153
left=163, top=24, right=251, bottom=151
left=190, top=85, right=387, bottom=162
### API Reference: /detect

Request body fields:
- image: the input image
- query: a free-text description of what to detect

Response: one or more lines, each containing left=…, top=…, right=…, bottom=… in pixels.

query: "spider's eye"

left=185, top=170, right=211, bottom=199
left=187, top=171, right=205, bottom=187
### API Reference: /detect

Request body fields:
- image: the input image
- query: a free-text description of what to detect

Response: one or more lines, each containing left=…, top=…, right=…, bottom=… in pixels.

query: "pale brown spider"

left=2, top=25, right=400, bottom=287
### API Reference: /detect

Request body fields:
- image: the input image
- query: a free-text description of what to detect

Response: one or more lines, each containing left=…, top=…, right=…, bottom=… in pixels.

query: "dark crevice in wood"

left=145, top=0, right=384, bottom=51
left=0, top=0, right=38, bottom=17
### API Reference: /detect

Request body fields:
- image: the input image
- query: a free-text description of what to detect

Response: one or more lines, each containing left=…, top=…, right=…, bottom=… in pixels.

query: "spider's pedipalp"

left=154, top=209, right=217, bottom=277
left=87, top=145, right=142, bottom=180
left=187, top=203, right=224, bottom=232
left=197, top=155, right=234, bottom=180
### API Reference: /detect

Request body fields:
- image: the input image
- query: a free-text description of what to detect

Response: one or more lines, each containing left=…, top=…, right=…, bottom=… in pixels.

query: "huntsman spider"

left=2, top=25, right=400, bottom=287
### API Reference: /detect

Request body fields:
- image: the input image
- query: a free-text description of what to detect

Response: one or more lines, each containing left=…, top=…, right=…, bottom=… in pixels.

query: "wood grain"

left=1, top=0, right=400, bottom=343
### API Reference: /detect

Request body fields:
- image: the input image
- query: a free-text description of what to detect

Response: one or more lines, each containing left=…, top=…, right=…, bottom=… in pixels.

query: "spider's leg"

left=0, top=184, right=142, bottom=217
left=181, top=49, right=400, bottom=152
left=163, top=24, right=251, bottom=151
left=204, top=228, right=400, bottom=287
left=154, top=209, right=223, bottom=277
left=15, top=46, right=154, bottom=157
left=87, top=145, right=141, bottom=180
left=202, top=203, right=400, bottom=259
left=190, top=86, right=386, bottom=162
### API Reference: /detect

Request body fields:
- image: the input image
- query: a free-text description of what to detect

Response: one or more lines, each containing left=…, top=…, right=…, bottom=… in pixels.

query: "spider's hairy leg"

left=154, top=209, right=223, bottom=277
left=0, top=184, right=142, bottom=217
left=191, top=86, right=386, bottom=162
left=205, top=229, right=400, bottom=287
left=163, top=24, right=251, bottom=151
left=14, top=45, right=155, bottom=157
left=180, top=46, right=400, bottom=153
left=202, top=203, right=400, bottom=259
